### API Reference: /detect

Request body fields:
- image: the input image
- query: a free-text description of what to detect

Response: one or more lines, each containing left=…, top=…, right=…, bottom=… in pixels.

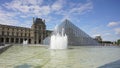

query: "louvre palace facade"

left=0, top=18, right=52, bottom=44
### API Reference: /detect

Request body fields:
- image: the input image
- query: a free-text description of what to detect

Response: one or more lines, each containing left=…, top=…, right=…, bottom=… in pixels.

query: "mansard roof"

left=33, top=18, right=45, bottom=25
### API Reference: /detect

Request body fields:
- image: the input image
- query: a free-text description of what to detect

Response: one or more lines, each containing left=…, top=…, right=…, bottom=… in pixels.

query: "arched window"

left=0, top=38, right=4, bottom=43
left=20, top=38, right=23, bottom=43
left=6, top=38, right=9, bottom=43
left=29, top=39, right=31, bottom=44
left=16, top=38, right=19, bottom=43
left=11, top=38, right=14, bottom=43
left=39, top=39, right=41, bottom=43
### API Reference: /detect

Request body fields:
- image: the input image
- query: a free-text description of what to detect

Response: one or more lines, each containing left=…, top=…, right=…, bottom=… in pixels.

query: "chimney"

left=43, top=19, right=45, bottom=23
left=33, top=17, right=35, bottom=23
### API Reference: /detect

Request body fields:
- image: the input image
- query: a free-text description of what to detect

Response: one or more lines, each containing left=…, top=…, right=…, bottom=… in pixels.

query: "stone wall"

left=0, top=44, right=12, bottom=54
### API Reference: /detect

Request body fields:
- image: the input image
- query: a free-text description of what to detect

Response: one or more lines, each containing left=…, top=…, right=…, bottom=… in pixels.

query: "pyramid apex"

left=64, top=19, right=69, bottom=21
left=63, top=19, right=70, bottom=23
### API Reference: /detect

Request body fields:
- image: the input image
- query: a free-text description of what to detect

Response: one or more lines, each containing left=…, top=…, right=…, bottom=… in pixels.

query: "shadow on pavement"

left=14, top=63, right=32, bottom=68
left=98, top=59, right=120, bottom=68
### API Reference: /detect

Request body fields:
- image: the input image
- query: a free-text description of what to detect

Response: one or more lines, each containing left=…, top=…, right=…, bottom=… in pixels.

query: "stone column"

left=12, top=38, right=15, bottom=44
left=9, top=37, right=11, bottom=44
left=18, top=38, right=20, bottom=44
left=7, top=38, right=10, bottom=44
left=0, top=37, right=1, bottom=43
left=14, top=38, right=16, bottom=44
left=31, top=38, right=34, bottom=44
left=36, top=34, right=39, bottom=44
left=4, top=38, right=6, bottom=44
left=41, top=35, right=43, bottom=44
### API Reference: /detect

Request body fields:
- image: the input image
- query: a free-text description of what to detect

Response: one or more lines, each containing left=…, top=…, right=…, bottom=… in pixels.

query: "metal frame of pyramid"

left=43, top=19, right=100, bottom=46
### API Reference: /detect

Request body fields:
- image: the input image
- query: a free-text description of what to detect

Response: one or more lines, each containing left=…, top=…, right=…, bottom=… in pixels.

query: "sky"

left=0, top=0, right=120, bottom=41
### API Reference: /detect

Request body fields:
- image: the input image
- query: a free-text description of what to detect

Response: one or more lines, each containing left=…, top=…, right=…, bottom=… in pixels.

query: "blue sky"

left=0, top=0, right=120, bottom=41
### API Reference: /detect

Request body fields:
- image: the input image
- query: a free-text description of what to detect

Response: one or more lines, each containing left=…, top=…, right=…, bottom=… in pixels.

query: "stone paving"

left=0, top=45, right=120, bottom=68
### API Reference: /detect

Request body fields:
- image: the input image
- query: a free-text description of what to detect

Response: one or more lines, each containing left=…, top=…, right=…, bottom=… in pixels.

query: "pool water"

left=0, top=45, right=120, bottom=68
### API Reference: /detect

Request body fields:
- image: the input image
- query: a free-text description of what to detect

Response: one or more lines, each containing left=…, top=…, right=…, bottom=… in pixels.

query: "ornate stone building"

left=0, top=18, right=52, bottom=44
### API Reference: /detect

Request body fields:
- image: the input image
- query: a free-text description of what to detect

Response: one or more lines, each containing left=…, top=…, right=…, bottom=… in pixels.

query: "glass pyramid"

left=43, top=19, right=100, bottom=46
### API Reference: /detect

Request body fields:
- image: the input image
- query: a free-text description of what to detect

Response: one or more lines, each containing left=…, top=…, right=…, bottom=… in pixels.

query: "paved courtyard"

left=0, top=45, right=120, bottom=68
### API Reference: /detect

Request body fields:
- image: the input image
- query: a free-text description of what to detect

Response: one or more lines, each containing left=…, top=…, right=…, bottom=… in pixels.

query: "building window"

left=21, top=33, right=23, bottom=36
left=7, top=32, right=9, bottom=36
left=20, top=38, right=23, bottom=43
left=12, top=32, right=14, bottom=36
left=6, top=38, right=9, bottom=43
left=2, top=27, right=4, bottom=30
left=1, top=38, right=4, bottom=43
left=11, top=38, right=14, bottom=43
left=16, top=38, right=19, bottom=43
left=39, top=39, right=41, bottom=43
left=35, top=26, right=37, bottom=29
left=29, top=33, right=30, bottom=37
left=25, top=38, right=27, bottom=41
left=41, top=27, right=43, bottom=30
left=29, top=39, right=31, bottom=44
left=25, top=33, right=27, bottom=37
left=16, top=32, right=18, bottom=36
left=2, top=31, right=4, bottom=35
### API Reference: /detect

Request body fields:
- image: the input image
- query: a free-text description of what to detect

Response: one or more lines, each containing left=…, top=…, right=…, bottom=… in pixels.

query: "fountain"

left=23, top=40, right=28, bottom=45
left=50, top=26, right=68, bottom=49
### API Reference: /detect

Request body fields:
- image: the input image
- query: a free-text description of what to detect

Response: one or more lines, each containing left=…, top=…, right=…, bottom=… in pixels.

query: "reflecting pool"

left=0, top=45, right=120, bottom=68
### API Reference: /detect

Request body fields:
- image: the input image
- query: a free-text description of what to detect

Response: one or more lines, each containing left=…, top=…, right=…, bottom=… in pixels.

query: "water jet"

left=50, top=26, right=68, bottom=49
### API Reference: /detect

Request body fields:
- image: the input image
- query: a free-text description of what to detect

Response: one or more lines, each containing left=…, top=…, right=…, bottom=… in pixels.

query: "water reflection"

left=49, top=50, right=68, bottom=67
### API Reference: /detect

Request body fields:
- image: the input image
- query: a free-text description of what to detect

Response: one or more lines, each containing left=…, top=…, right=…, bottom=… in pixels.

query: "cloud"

left=69, top=2, right=93, bottom=15
left=107, top=21, right=120, bottom=35
left=3, top=0, right=64, bottom=17
left=0, top=0, right=49, bottom=26
left=0, top=0, right=93, bottom=28
left=114, top=28, right=120, bottom=35
left=2, top=0, right=93, bottom=18
left=56, top=1, right=93, bottom=22
left=51, top=0, right=64, bottom=11
left=4, top=0, right=47, bottom=16
left=107, top=22, right=120, bottom=27
left=103, top=33, right=111, bottom=36
left=0, top=9, right=19, bottom=25
left=92, top=34, right=101, bottom=37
